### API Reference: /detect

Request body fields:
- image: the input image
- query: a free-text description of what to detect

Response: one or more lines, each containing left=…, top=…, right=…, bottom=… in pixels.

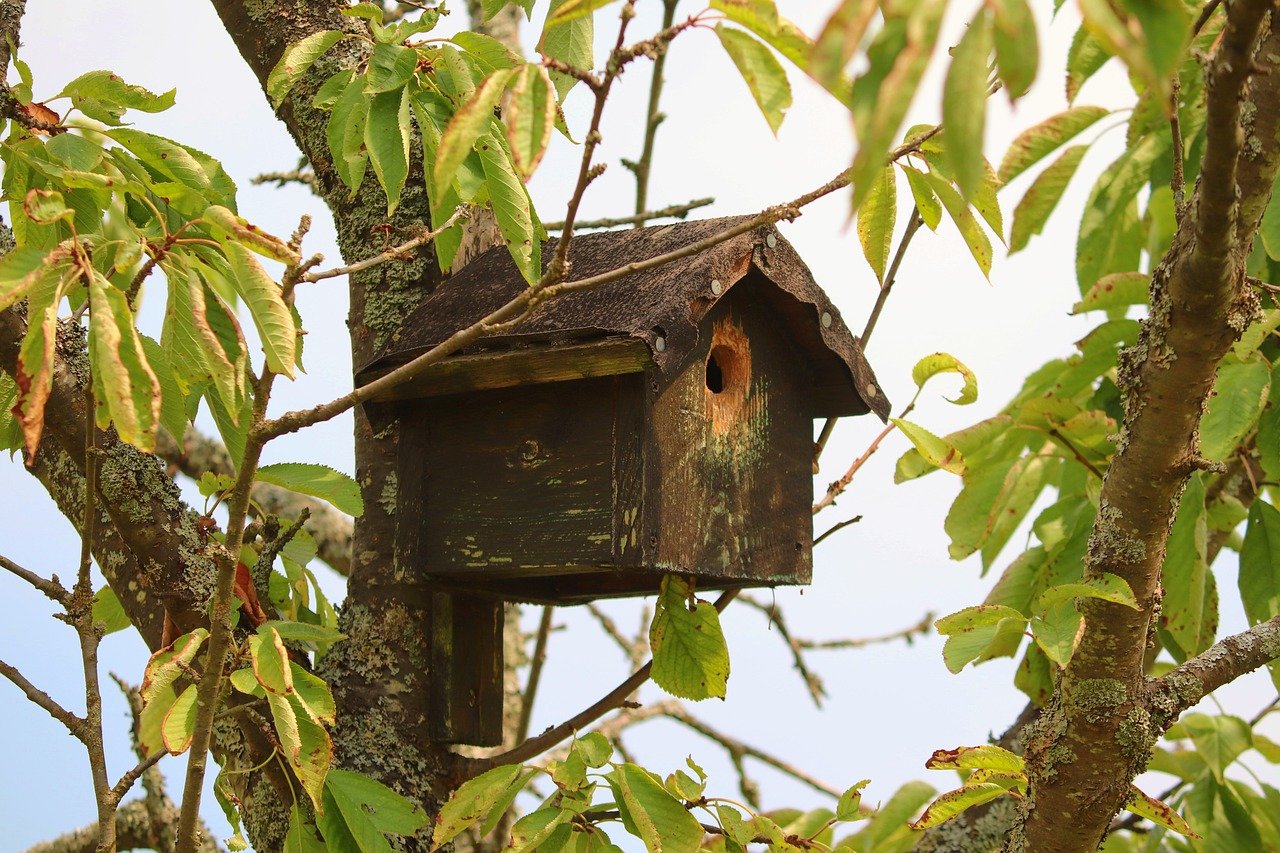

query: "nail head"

left=865, top=384, right=878, bottom=398
left=655, top=336, right=666, bottom=352
left=821, top=311, right=832, bottom=328
left=711, top=279, right=723, bottom=295
left=765, top=233, right=777, bottom=248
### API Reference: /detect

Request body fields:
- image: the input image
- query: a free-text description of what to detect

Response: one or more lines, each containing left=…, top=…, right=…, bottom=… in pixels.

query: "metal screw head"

left=765, top=232, right=778, bottom=248
left=865, top=384, right=878, bottom=398
left=711, top=279, right=723, bottom=295
left=654, top=336, right=666, bottom=352
left=821, top=311, right=832, bottom=328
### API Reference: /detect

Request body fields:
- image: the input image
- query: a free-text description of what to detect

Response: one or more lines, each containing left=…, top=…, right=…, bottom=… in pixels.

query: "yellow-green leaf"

left=942, top=10, right=993, bottom=201
left=365, top=87, right=412, bottom=214
left=715, top=25, right=792, bottom=135
left=434, top=68, right=515, bottom=193
left=909, top=783, right=1011, bottom=829
left=1125, top=785, right=1200, bottom=838
left=893, top=418, right=965, bottom=475
left=88, top=271, right=161, bottom=450
left=250, top=626, right=294, bottom=695
left=912, top=352, right=977, bottom=405
left=650, top=575, right=731, bottom=700
left=203, top=205, right=301, bottom=265
left=223, top=242, right=297, bottom=378
left=857, top=166, right=896, bottom=282
left=1009, top=145, right=1087, bottom=253
left=505, top=64, right=556, bottom=180
left=998, top=106, right=1107, bottom=183
left=991, top=0, right=1038, bottom=101
left=161, top=684, right=199, bottom=755
left=267, top=30, right=345, bottom=106
left=477, top=134, right=541, bottom=285
left=924, top=744, right=1024, bottom=774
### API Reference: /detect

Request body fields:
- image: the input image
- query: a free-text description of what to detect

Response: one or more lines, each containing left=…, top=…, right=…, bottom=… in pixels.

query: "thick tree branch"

left=1020, top=4, right=1280, bottom=850
left=1148, top=613, right=1280, bottom=719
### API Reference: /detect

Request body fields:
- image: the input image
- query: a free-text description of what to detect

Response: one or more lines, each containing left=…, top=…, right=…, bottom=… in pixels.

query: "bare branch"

left=735, top=593, right=825, bottom=706
left=0, top=553, right=70, bottom=606
left=301, top=206, right=471, bottom=283
left=468, top=589, right=739, bottom=774
left=1148, top=613, right=1280, bottom=720
left=543, top=197, right=715, bottom=232
left=0, top=656, right=85, bottom=736
left=626, top=0, right=679, bottom=219
left=516, top=605, right=555, bottom=745
left=797, top=612, right=934, bottom=650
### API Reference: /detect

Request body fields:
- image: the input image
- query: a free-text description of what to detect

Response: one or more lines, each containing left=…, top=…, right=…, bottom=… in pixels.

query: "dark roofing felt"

left=359, top=216, right=889, bottom=420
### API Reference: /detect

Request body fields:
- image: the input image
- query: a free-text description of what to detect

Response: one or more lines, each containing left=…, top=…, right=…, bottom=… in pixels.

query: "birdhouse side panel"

left=408, top=377, right=628, bottom=580
left=643, top=285, right=815, bottom=587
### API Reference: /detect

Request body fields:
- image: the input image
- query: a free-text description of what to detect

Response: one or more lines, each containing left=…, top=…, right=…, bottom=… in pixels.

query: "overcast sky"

left=2, top=2, right=1277, bottom=850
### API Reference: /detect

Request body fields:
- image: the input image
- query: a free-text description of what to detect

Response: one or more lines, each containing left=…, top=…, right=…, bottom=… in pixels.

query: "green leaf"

left=845, top=781, right=936, bottom=851
left=714, top=25, right=792, bottom=135
left=922, top=171, right=992, bottom=278
left=1076, top=134, right=1164, bottom=292
left=91, top=585, right=131, bottom=635
left=1035, top=573, right=1139, bottom=613
left=88, top=272, right=161, bottom=450
left=1241, top=501, right=1280, bottom=628
left=286, top=805, right=327, bottom=853
left=1180, top=714, right=1253, bottom=782
left=606, top=763, right=705, bottom=853
left=509, top=808, right=573, bottom=853
left=505, top=64, right=557, bottom=180
left=912, top=352, right=977, bottom=405
left=942, top=10, right=993, bottom=201
left=268, top=690, right=332, bottom=810
left=434, top=68, right=514, bottom=193
left=991, top=0, right=1038, bottom=101
left=451, top=32, right=523, bottom=74
left=203, top=205, right=301, bottom=265
left=107, top=128, right=213, bottom=193
left=547, top=0, right=619, bottom=26
left=229, top=667, right=265, bottom=697
left=259, top=619, right=348, bottom=645
left=141, top=629, right=209, bottom=705
left=892, top=418, right=964, bottom=475
left=0, top=245, right=65, bottom=314
left=364, top=88, right=412, bottom=214
left=1161, top=473, right=1211, bottom=661
left=1125, top=785, right=1200, bottom=838
left=811, top=0, right=877, bottom=95
left=650, top=575, right=731, bottom=701
left=162, top=684, right=199, bottom=754
left=327, top=73, right=371, bottom=194
left=477, top=134, right=542, bottom=285
left=366, top=43, right=418, bottom=93
left=857, top=166, right=896, bottom=282
left=254, top=463, right=363, bottom=516
left=1030, top=599, right=1081, bottom=665
left=572, top=731, right=613, bottom=767
left=223, top=242, right=297, bottom=378
left=836, top=780, right=871, bottom=821
left=250, top=626, right=294, bottom=695
left=268, top=31, right=346, bottom=106
left=934, top=605, right=1028, bottom=673
left=998, top=106, right=1108, bottom=183
left=538, top=0, right=594, bottom=101
left=139, top=336, right=189, bottom=443
left=432, top=764, right=534, bottom=849
left=1201, top=360, right=1270, bottom=461
left=1071, top=271, right=1148, bottom=314
left=847, top=0, right=946, bottom=212
left=58, top=69, right=176, bottom=123
left=924, top=744, right=1024, bottom=774
left=909, top=783, right=1011, bottom=829
left=325, top=769, right=429, bottom=849
left=902, top=165, right=943, bottom=230
left=23, top=188, right=73, bottom=225
left=161, top=260, right=244, bottom=415
left=1009, top=145, right=1087, bottom=253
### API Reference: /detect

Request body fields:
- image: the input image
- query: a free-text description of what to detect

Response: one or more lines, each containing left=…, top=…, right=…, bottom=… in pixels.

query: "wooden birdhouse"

left=357, top=216, right=889, bottom=744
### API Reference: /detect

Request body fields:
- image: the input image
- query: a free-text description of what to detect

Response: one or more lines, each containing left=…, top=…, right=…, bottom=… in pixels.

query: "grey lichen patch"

left=378, top=470, right=398, bottom=516
left=1071, top=678, right=1128, bottom=723
left=1088, top=499, right=1147, bottom=565
left=1116, top=705, right=1155, bottom=765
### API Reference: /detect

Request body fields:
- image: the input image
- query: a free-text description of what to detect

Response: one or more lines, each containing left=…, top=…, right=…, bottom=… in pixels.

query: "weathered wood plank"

left=361, top=337, right=651, bottom=402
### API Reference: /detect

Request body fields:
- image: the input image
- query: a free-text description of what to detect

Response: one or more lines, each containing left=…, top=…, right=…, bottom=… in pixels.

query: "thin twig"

left=627, top=0, right=679, bottom=220
left=814, top=514, right=862, bottom=546
left=796, top=612, right=935, bottom=650
left=467, top=589, right=739, bottom=774
left=1193, top=0, right=1224, bottom=36
left=516, top=605, right=554, bottom=744
left=812, top=417, right=901, bottom=515
left=1170, top=77, right=1186, bottom=216
left=543, top=197, right=714, bottom=231
left=735, top=593, right=825, bottom=706
left=587, top=603, right=640, bottom=658
left=0, top=656, right=84, bottom=735
left=302, top=206, right=470, bottom=283
left=0, top=553, right=70, bottom=605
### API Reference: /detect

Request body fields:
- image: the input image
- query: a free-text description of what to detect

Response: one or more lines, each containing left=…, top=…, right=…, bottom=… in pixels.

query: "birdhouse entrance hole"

left=705, top=316, right=751, bottom=434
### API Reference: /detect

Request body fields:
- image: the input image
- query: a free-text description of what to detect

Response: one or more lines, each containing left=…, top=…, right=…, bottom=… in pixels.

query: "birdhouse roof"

left=358, top=216, right=889, bottom=420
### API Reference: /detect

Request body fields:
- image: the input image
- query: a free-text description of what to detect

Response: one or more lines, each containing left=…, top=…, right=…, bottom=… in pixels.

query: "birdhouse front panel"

left=645, top=273, right=814, bottom=588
